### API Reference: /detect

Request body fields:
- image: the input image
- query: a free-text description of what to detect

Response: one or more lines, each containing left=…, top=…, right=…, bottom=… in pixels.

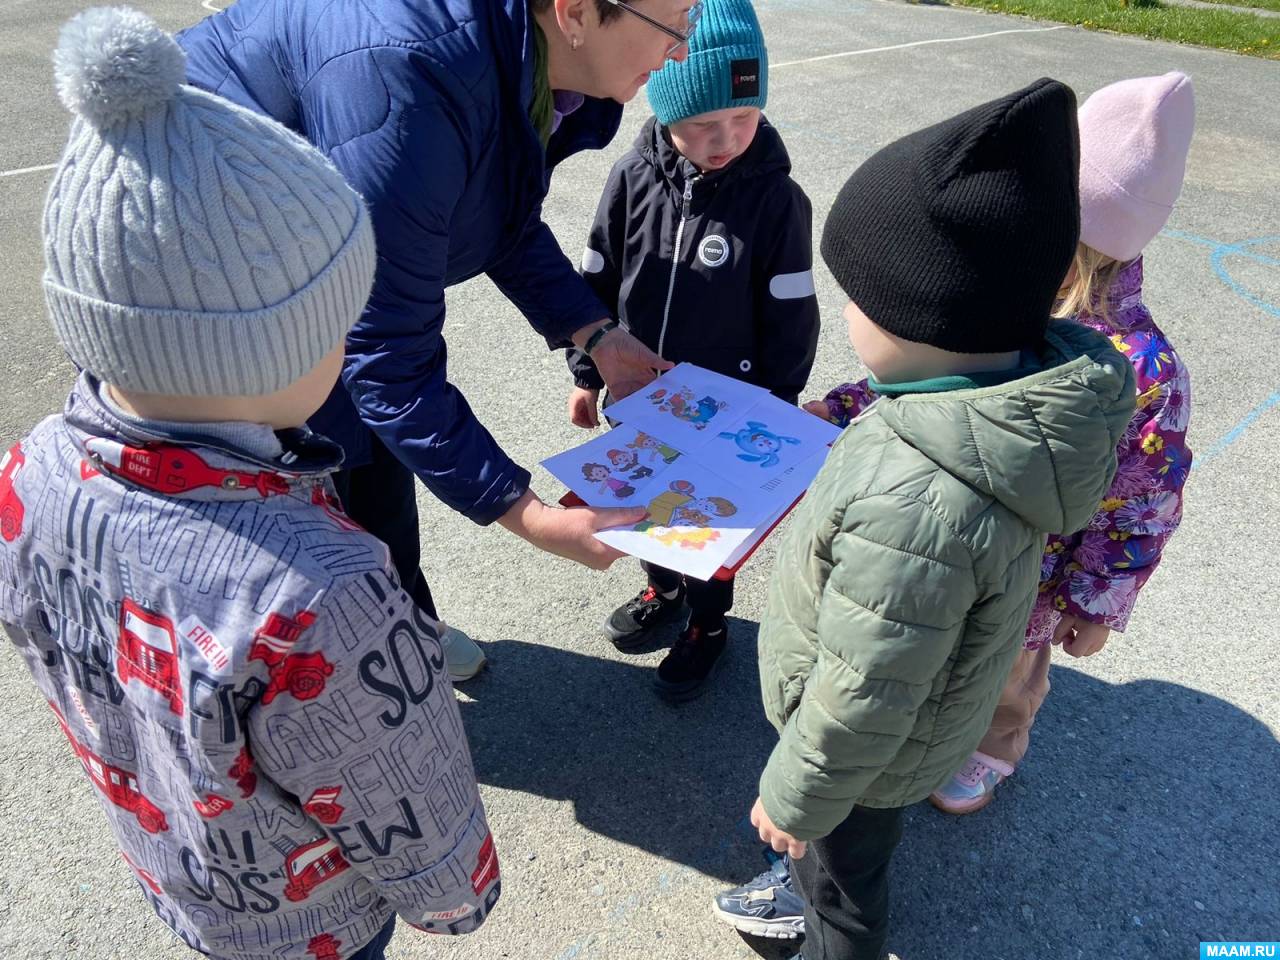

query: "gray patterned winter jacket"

left=0, top=375, right=497, bottom=959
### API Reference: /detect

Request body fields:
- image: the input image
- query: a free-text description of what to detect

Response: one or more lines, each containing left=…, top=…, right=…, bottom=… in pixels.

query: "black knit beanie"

left=821, top=78, right=1081, bottom=353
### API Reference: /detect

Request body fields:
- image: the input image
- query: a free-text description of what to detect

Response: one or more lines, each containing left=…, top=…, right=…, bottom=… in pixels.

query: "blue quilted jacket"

left=179, top=0, right=623, bottom=523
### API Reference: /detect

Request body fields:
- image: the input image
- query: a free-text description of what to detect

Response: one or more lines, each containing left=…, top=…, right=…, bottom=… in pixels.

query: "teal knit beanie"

left=646, top=0, right=768, bottom=125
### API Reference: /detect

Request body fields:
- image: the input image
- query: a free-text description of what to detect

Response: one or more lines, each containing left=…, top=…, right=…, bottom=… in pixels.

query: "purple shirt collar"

left=551, top=90, right=586, bottom=136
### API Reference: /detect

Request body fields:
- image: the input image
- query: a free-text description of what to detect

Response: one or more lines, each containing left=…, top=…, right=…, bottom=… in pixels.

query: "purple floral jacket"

left=815, top=258, right=1191, bottom=647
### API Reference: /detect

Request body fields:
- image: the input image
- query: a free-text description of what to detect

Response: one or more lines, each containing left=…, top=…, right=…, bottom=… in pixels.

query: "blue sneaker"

left=711, top=856, right=806, bottom=939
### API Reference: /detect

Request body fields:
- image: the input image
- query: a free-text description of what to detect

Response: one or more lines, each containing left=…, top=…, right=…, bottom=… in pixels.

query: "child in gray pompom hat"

left=4, top=8, right=499, bottom=958
left=43, top=5, right=376, bottom=399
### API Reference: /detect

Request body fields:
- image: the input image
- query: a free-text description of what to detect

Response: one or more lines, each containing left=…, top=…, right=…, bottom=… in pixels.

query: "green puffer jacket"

left=758, top=321, right=1137, bottom=839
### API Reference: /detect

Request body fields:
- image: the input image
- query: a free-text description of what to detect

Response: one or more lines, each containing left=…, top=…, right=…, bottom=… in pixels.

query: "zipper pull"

left=683, top=177, right=694, bottom=204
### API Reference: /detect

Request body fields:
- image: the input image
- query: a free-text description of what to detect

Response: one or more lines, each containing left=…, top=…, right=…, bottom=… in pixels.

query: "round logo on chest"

left=698, top=234, right=730, bottom=268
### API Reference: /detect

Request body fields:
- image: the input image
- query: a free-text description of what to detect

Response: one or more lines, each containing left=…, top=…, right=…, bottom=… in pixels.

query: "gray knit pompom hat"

left=43, top=6, right=376, bottom=397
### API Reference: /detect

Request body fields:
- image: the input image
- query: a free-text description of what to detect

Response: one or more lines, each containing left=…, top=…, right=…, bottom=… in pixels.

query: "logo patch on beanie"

left=698, top=235, right=730, bottom=268
left=730, top=59, right=760, bottom=100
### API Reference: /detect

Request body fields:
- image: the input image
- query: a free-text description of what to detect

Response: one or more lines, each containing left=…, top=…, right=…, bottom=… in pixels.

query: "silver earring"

left=571, top=36, right=580, bottom=50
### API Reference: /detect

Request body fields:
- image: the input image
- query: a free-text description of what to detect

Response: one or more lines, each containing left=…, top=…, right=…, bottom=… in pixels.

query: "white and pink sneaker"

left=929, top=752, right=1015, bottom=815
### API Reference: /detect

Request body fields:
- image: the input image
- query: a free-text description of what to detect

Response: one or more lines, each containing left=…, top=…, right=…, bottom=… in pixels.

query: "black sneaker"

left=602, top=584, right=685, bottom=651
left=653, top=622, right=727, bottom=702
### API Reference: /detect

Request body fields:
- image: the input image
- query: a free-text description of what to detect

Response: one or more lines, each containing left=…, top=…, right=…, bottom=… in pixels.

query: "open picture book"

left=542, top=363, right=844, bottom=580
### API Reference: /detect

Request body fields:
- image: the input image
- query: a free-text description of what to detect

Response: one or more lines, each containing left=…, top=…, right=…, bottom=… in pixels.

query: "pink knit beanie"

left=1078, top=72, right=1195, bottom=262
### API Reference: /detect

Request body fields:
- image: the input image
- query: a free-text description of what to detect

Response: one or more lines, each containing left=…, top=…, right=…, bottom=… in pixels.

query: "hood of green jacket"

left=874, top=321, right=1136, bottom=535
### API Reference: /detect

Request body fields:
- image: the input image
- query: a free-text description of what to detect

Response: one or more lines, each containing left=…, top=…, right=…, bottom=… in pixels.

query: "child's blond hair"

left=1053, top=243, right=1129, bottom=324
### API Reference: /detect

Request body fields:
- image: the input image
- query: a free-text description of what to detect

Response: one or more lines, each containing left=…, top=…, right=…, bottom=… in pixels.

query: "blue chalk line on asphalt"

left=1163, top=230, right=1280, bottom=462
left=1163, top=230, right=1280, bottom=320
left=1199, top=391, right=1280, bottom=465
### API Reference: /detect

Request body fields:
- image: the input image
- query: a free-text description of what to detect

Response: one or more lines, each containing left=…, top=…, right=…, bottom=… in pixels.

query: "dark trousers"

left=347, top=917, right=396, bottom=960
left=332, top=434, right=438, bottom=619
left=641, top=561, right=734, bottom=627
left=791, top=804, right=905, bottom=960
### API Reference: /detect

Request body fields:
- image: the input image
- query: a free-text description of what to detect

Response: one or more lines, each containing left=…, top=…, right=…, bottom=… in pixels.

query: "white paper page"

left=699, top=396, right=843, bottom=501
left=602, top=363, right=761, bottom=452
left=722, top=497, right=795, bottom=570
left=593, top=461, right=775, bottom=581
left=541, top=425, right=685, bottom=509
left=544, top=364, right=844, bottom=578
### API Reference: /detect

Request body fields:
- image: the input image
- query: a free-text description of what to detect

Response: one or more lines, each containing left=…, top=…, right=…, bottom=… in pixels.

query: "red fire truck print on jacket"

left=283, top=837, right=352, bottom=902
left=471, top=832, right=499, bottom=895
left=307, top=934, right=343, bottom=960
left=227, top=747, right=257, bottom=799
left=121, top=851, right=164, bottom=895
left=2, top=376, right=499, bottom=959
left=192, top=793, right=234, bottom=819
left=311, top=485, right=365, bottom=532
left=84, top=438, right=291, bottom=498
left=303, top=786, right=345, bottom=825
left=51, top=704, right=169, bottom=834
left=116, top=599, right=185, bottom=716
left=249, top=610, right=333, bottom=704
left=0, top=443, right=26, bottom=542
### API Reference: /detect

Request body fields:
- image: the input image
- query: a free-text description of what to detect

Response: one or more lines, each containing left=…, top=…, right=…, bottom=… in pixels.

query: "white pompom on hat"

left=53, top=6, right=187, bottom=126
left=1078, top=72, right=1195, bottom=263
left=43, top=6, right=376, bottom=397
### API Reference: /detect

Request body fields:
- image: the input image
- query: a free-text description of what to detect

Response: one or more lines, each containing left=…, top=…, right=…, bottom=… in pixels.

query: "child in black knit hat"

left=711, top=78, right=1137, bottom=960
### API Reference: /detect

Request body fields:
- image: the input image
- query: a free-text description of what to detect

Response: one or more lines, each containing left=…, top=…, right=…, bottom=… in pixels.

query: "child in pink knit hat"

left=810, top=72, right=1197, bottom=816
left=927, top=71, right=1196, bottom=813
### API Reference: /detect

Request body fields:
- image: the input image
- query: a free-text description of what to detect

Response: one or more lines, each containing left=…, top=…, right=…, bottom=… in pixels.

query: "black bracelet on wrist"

left=582, top=319, right=620, bottom=356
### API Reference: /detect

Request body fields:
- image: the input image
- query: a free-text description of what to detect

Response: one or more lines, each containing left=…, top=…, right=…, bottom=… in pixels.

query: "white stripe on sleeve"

left=769, top=270, right=815, bottom=300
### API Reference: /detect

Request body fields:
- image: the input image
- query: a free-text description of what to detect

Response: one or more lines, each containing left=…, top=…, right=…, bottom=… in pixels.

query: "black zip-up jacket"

left=568, top=116, right=819, bottom=404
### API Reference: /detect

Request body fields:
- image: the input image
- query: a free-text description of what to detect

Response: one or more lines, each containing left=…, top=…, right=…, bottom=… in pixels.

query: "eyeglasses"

left=605, top=0, right=705, bottom=56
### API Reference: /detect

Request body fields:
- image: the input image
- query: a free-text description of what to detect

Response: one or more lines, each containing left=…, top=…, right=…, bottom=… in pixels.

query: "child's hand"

left=803, top=400, right=834, bottom=422
left=751, top=796, right=807, bottom=860
left=568, top=387, right=601, bottom=429
left=1053, top=615, right=1110, bottom=657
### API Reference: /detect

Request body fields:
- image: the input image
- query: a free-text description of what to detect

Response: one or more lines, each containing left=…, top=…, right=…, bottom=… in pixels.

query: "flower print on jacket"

left=1115, top=490, right=1181, bottom=536
left=1024, top=593, right=1060, bottom=650
left=1113, top=536, right=1162, bottom=571
left=1156, top=363, right=1191, bottom=433
left=1040, top=256, right=1191, bottom=639
left=815, top=380, right=879, bottom=428
left=1127, top=330, right=1174, bottom=379
left=1040, top=541, right=1066, bottom=580
left=1067, top=569, right=1140, bottom=626
left=1109, top=453, right=1159, bottom=500
left=1160, top=443, right=1192, bottom=488
left=1069, top=532, right=1111, bottom=574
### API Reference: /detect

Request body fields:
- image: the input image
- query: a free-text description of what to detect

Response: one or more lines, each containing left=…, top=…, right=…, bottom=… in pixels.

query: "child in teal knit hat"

left=645, top=0, right=769, bottom=132
left=566, top=0, right=819, bottom=701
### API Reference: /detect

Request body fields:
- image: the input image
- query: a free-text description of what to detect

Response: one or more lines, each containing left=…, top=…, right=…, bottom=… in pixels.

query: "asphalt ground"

left=1, top=1, right=1278, bottom=958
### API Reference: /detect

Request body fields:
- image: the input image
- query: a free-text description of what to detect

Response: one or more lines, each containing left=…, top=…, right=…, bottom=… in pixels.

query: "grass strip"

left=946, top=0, right=1280, bottom=58
left=1192, top=0, right=1280, bottom=14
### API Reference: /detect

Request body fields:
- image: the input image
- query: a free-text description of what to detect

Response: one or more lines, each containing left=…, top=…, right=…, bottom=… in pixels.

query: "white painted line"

left=772, top=24, right=1071, bottom=68
left=1, top=24, right=1071, bottom=180
left=0, top=162, right=56, bottom=179
left=201, top=0, right=225, bottom=10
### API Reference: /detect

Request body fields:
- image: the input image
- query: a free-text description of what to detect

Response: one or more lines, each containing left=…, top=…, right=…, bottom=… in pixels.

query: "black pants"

left=641, top=561, right=734, bottom=627
left=332, top=434, right=438, bottom=619
left=791, top=804, right=905, bottom=960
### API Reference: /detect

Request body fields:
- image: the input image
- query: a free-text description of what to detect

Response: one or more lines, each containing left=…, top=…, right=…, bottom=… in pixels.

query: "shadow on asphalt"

left=889, top=668, right=1279, bottom=958
left=459, top=635, right=1278, bottom=958
left=459, top=616, right=774, bottom=883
